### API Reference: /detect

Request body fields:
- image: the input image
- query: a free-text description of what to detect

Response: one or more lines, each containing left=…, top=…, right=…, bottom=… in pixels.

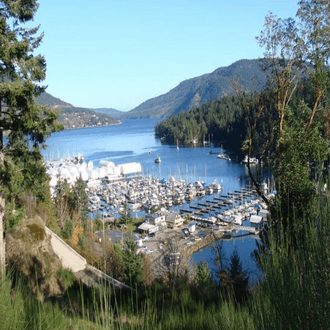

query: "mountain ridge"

left=123, top=59, right=266, bottom=119
left=36, top=92, right=121, bottom=129
left=36, top=58, right=266, bottom=121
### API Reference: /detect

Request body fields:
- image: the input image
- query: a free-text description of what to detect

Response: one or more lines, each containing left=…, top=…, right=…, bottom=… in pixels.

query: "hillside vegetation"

left=155, top=76, right=330, bottom=159
left=36, top=92, right=121, bottom=129
left=36, top=91, right=73, bottom=109
left=124, top=59, right=268, bottom=119
left=59, top=107, right=121, bottom=129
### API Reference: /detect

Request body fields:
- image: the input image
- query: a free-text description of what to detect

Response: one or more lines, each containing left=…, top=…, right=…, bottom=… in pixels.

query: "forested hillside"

left=92, top=107, right=125, bottom=119
left=155, top=76, right=330, bottom=159
left=35, top=92, right=121, bottom=129
left=124, top=59, right=268, bottom=119
left=59, top=107, right=121, bottom=129
left=36, top=91, right=73, bottom=109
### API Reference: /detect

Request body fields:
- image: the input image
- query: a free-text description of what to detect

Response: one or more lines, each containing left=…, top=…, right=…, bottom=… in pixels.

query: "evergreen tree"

left=195, top=260, right=212, bottom=287
left=0, top=0, right=62, bottom=275
left=61, top=216, right=74, bottom=240
left=226, top=249, right=249, bottom=303
left=122, top=234, right=143, bottom=286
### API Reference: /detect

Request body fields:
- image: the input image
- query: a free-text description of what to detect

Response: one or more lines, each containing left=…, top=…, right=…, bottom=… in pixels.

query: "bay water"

left=43, top=118, right=261, bottom=283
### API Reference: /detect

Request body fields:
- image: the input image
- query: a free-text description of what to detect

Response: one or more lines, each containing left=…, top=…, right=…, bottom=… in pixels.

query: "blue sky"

left=34, top=0, right=298, bottom=111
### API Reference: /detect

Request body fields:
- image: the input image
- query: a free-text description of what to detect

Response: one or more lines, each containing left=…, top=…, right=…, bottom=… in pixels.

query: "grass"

left=2, top=188, right=330, bottom=329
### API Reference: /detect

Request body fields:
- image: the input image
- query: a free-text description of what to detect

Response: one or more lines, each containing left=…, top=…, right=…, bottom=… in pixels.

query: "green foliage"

left=69, top=177, right=88, bottom=222
left=119, top=203, right=133, bottom=225
left=252, top=195, right=330, bottom=329
left=122, top=234, right=143, bottom=285
left=55, top=177, right=89, bottom=229
left=59, top=106, right=119, bottom=129
left=126, top=58, right=267, bottom=119
left=94, top=217, right=103, bottom=231
left=221, top=249, right=250, bottom=304
left=195, top=259, right=212, bottom=288
left=77, top=231, right=86, bottom=250
left=56, top=267, right=76, bottom=290
left=4, top=202, right=25, bottom=231
left=0, top=0, right=63, bottom=244
left=61, top=216, right=74, bottom=240
left=36, top=91, right=72, bottom=107
left=0, top=272, right=70, bottom=330
left=254, top=0, right=330, bottom=233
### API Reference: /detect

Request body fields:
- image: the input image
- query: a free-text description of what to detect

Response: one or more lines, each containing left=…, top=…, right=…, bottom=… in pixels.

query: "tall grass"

left=0, top=272, right=71, bottom=329
left=251, top=192, right=330, bottom=329
left=2, top=188, right=330, bottom=329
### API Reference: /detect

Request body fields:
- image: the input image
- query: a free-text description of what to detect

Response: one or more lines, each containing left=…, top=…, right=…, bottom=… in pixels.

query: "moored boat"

left=217, top=153, right=231, bottom=161
left=243, top=155, right=259, bottom=165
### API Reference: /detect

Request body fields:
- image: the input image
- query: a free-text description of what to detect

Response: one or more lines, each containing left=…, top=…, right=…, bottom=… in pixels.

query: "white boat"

left=155, top=156, right=161, bottom=163
left=217, top=153, right=231, bottom=161
left=243, top=155, right=258, bottom=165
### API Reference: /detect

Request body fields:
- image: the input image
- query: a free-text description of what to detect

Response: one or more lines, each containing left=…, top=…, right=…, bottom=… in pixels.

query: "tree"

left=55, top=178, right=88, bottom=229
left=61, top=216, right=74, bottom=240
left=247, top=0, right=330, bottom=233
left=225, top=249, right=249, bottom=304
left=0, top=0, right=62, bottom=276
left=156, top=238, right=191, bottom=289
left=195, top=259, right=212, bottom=287
left=119, top=203, right=132, bottom=226
left=122, top=234, right=143, bottom=286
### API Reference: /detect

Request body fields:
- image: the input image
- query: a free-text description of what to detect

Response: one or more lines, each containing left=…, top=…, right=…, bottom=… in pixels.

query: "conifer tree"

left=0, top=0, right=62, bottom=276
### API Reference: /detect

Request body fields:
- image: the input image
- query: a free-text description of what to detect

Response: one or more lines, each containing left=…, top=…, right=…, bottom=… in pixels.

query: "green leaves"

left=0, top=0, right=62, bottom=226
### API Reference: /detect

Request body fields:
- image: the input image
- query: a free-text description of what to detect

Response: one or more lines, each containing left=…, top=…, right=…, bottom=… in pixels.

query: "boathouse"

left=250, top=215, right=263, bottom=230
left=137, top=223, right=159, bottom=235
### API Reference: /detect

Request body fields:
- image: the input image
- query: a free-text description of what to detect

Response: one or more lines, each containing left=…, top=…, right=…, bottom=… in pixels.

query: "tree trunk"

left=0, top=172, right=5, bottom=279
left=0, top=99, right=5, bottom=278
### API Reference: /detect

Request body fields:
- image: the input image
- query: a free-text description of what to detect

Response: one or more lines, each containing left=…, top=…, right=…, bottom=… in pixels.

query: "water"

left=43, top=118, right=262, bottom=283
left=43, top=119, right=256, bottom=189
left=191, top=236, right=261, bottom=285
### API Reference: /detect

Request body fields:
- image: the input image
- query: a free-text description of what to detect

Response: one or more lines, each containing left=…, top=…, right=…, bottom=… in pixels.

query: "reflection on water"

left=191, top=236, right=261, bottom=285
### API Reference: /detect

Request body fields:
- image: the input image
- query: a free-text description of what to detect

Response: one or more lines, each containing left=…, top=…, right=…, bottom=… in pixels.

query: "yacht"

left=217, top=153, right=231, bottom=161
left=243, top=155, right=259, bottom=165
left=155, top=156, right=161, bottom=163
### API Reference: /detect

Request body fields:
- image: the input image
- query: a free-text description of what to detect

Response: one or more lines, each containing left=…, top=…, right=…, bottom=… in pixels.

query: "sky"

left=33, top=0, right=299, bottom=111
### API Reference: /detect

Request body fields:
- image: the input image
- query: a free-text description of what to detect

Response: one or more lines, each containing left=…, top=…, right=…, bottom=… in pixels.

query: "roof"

left=138, top=223, right=157, bottom=231
left=250, top=215, right=263, bottom=224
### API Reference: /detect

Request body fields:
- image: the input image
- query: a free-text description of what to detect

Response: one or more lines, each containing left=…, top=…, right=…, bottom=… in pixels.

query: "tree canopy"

left=0, top=0, right=62, bottom=273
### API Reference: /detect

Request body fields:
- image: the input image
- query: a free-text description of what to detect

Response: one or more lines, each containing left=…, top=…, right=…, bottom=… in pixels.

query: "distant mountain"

left=123, top=59, right=267, bottom=119
left=59, top=107, right=121, bottom=130
left=36, top=91, right=73, bottom=109
left=91, top=108, right=125, bottom=119
left=36, top=92, right=121, bottom=129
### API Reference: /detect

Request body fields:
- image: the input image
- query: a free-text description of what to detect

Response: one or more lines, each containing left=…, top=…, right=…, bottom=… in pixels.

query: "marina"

left=43, top=119, right=272, bottom=279
left=46, top=153, right=270, bottom=241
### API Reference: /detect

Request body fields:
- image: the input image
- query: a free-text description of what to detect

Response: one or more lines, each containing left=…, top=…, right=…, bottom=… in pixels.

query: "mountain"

left=58, top=107, right=121, bottom=130
left=36, top=92, right=121, bottom=129
left=123, top=59, right=267, bottom=119
left=91, top=107, right=125, bottom=119
left=36, top=91, right=73, bottom=109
